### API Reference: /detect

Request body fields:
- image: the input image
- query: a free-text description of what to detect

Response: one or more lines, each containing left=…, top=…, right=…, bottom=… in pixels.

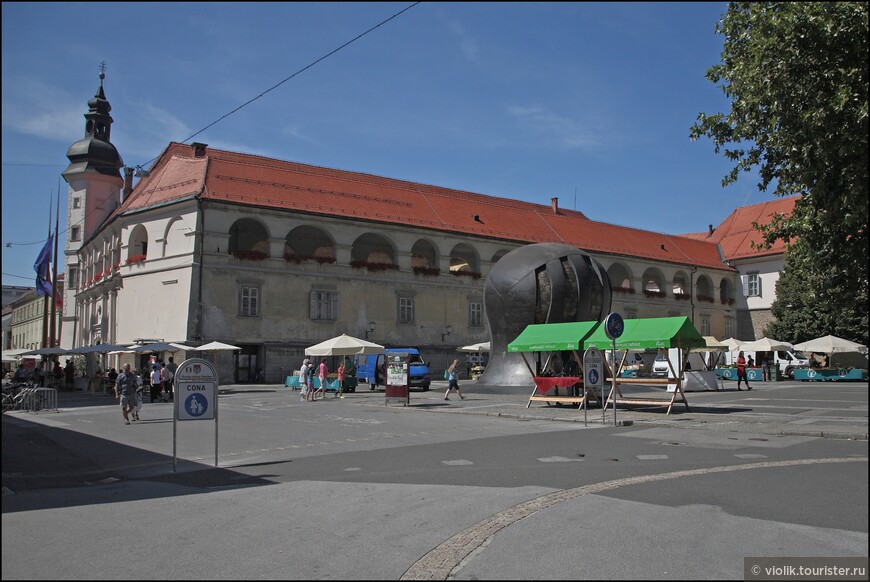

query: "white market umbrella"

left=721, top=338, right=749, bottom=352
left=2, top=348, right=29, bottom=362
left=20, top=346, right=73, bottom=357
left=191, top=341, right=242, bottom=352
left=458, top=341, right=490, bottom=353
left=793, top=335, right=867, bottom=354
left=304, top=334, right=384, bottom=356
left=690, top=337, right=727, bottom=353
left=793, top=334, right=868, bottom=367
left=69, top=343, right=131, bottom=354
left=131, top=342, right=191, bottom=354
left=740, top=337, right=794, bottom=352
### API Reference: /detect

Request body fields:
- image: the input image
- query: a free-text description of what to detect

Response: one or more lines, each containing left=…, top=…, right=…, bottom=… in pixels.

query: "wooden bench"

left=603, top=377, right=689, bottom=415
left=527, top=376, right=601, bottom=409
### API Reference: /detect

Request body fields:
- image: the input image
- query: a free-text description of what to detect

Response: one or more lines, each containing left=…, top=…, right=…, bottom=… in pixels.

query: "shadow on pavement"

left=1, top=414, right=281, bottom=514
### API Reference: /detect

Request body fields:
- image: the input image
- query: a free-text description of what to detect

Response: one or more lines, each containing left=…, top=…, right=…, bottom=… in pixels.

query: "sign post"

left=582, top=346, right=603, bottom=427
left=603, top=312, right=624, bottom=426
left=173, top=357, right=219, bottom=471
left=384, top=351, right=410, bottom=406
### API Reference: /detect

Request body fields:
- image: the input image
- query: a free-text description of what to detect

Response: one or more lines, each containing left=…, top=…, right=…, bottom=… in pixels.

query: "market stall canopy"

left=458, top=341, right=490, bottom=353
left=793, top=335, right=867, bottom=354
left=68, top=343, right=132, bottom=354
left=690, top=336, right=728, bottom=353
left=191, top=341, right=242, bottom=352
left=584, top=316, right=706, bottom=351
left=507, top=321, right=599, bottom=353
left=304, top=334, right=384, bottom=356
left=740, top=337, right=794, bottom=352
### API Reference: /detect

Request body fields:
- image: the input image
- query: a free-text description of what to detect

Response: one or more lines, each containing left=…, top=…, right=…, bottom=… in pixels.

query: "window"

left=469, top=301, right=482, bottom=327
left=70, top=226, right=80, bottom=242
left=398, top=296, right=415, bottom=324
left=701, top=317, right=710, bottom=336
left=68, top=267, right=78, bottom=290
left=240, top=286, right=259, bottom=317
left=73, top=197, right=81, bottom=209
left=309, top=290, right=338, bottom=321
left=725, top=318, right=735, bottom=338
left=742, top=273, right=761, bottom=297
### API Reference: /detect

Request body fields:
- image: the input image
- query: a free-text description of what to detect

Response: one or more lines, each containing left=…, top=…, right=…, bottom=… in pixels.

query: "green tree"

left=766, top=247, right=868, bottom=345
left=691, top=2, right=868, bottom=343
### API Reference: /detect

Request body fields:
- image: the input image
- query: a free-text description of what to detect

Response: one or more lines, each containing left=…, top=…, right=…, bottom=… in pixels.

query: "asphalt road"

left=2, top=380, right=868, bottom=580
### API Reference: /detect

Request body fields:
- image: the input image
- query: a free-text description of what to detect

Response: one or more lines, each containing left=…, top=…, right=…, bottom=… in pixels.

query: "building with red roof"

left=59, top=77, right=793, bottom=381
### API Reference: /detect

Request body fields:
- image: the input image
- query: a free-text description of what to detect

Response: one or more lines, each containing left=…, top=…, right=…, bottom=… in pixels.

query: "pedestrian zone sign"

left=175, top=358, right=218, bottom=421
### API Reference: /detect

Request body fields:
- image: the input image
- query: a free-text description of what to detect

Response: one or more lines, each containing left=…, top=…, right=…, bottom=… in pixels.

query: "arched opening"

left=229, top=218, right=269, bottom=257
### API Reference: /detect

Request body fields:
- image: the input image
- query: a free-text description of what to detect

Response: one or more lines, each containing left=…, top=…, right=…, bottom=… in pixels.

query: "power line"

left=4, top=2, right=422, bottom=275
left=136, top=2, right=421, bottom=170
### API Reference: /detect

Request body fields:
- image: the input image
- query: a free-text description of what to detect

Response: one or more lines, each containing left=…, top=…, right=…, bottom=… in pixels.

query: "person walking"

left=444, top=359, right=465, bottom=401
left=335, top=359, right=346, bottom=399
left=300, top=359, right=314, bottom=402
left=64, top=359, right=75, bottom=391
left=114, top=363, right=138, bottom=425
left=161, top=362, right=174, bottom=402
left=130, top=368, right=143, bottom=421
left=736, top=351, right=752, bottom=391
left=315, top=358, right=328, bottom=400
left=150, top=364, right=163, bottom=402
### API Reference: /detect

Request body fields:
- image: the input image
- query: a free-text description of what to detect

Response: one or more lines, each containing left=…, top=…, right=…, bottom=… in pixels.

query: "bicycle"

left=9, top=387, right=45, bottom=412
left=2, top=380, right=32, bottom=412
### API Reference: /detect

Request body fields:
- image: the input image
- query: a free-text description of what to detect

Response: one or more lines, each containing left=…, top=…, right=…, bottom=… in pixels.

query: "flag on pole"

left=34, top=234, right=53, bottom=296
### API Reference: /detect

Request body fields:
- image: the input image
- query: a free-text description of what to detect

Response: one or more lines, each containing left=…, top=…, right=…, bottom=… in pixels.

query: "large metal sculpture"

left=478, top=243, right=611, bottom=389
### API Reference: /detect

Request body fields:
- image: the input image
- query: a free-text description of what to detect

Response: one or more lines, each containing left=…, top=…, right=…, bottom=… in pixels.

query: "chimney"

left=551, top=197, right=559, bottom=214
left=192, top=142, right=208, bottom=158
left=122, top=167, right=134, bottom=201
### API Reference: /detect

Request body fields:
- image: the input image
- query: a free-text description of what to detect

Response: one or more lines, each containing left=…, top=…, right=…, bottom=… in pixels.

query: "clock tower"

left=60, top=65, right=124, bottom=348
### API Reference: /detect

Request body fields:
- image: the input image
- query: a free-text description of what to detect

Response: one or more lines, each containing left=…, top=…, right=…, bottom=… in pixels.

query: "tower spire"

left=62, top=62, right=123, bottom=179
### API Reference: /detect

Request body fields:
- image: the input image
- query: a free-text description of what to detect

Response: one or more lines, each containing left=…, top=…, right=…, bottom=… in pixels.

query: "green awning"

left=583, top=316, right=706, bottom=351
left=507, top=321, right=599, bottom=353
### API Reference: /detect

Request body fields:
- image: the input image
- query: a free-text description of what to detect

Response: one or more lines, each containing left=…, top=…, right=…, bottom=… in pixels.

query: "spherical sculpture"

left=479, top=243, right=611, bottom=389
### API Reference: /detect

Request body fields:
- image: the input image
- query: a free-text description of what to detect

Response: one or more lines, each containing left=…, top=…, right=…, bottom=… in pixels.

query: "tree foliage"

left=766, top=246, right=868, bottom=345
left=691, top=2, right=868, bottom=343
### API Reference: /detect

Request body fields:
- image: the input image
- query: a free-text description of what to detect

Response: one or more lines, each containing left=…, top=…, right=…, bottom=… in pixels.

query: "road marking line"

left=400, top=457, right=868, bottom=581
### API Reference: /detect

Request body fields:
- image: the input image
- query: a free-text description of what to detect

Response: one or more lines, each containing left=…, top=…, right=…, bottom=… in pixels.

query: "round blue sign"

left=604, top=312, right=624, bottom=340
left=588, top=368, right=599, bottom=385
left=184, top=393, right=209, bottom=417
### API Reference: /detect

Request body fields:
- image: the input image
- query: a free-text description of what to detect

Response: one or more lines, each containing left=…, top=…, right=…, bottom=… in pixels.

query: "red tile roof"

left=118, top=143, right=790, bottom=271
left=681, top=197, right=799, bottom=261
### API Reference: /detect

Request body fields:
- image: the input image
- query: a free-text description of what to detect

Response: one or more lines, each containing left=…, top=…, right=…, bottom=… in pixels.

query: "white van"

left=724, top=350, right=809, bottom=378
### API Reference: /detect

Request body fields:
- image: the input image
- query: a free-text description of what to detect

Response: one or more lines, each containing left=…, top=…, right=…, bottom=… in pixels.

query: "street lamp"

left=441, top=325, right=453, bottom=342
left=365, top=322, right=376, bottom=340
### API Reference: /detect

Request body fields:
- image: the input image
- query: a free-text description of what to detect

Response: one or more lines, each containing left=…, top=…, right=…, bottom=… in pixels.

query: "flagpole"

left=49, top=188, right=60, bottom=348
left=41, top=200, right=52, bottom=349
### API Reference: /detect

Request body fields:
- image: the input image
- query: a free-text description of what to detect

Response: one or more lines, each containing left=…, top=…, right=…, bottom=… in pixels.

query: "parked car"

left=652, top=353, right=670, bottom=377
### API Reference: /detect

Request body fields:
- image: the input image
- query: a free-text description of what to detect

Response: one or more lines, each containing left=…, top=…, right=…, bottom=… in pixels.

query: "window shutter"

left=741, top=275, right=749, bottom=297
left=309, top=291, right=317, bottom=319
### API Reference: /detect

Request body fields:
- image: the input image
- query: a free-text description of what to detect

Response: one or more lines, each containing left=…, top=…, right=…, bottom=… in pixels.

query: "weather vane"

left=99, top=60, right=106, bottom=84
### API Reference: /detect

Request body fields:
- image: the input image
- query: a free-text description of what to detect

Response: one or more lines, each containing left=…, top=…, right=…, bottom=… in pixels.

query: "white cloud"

left=1, top=77, right=84, bottom=142
left=506, top=104, right=603, bottom=150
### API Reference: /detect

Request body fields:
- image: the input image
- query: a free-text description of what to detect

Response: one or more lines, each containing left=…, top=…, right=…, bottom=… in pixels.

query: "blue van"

left=355, top=348, right=431, bottom=391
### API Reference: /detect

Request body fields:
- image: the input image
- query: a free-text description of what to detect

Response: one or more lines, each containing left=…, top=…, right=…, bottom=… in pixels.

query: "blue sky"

left=2, top=2, right=763, bottom=288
